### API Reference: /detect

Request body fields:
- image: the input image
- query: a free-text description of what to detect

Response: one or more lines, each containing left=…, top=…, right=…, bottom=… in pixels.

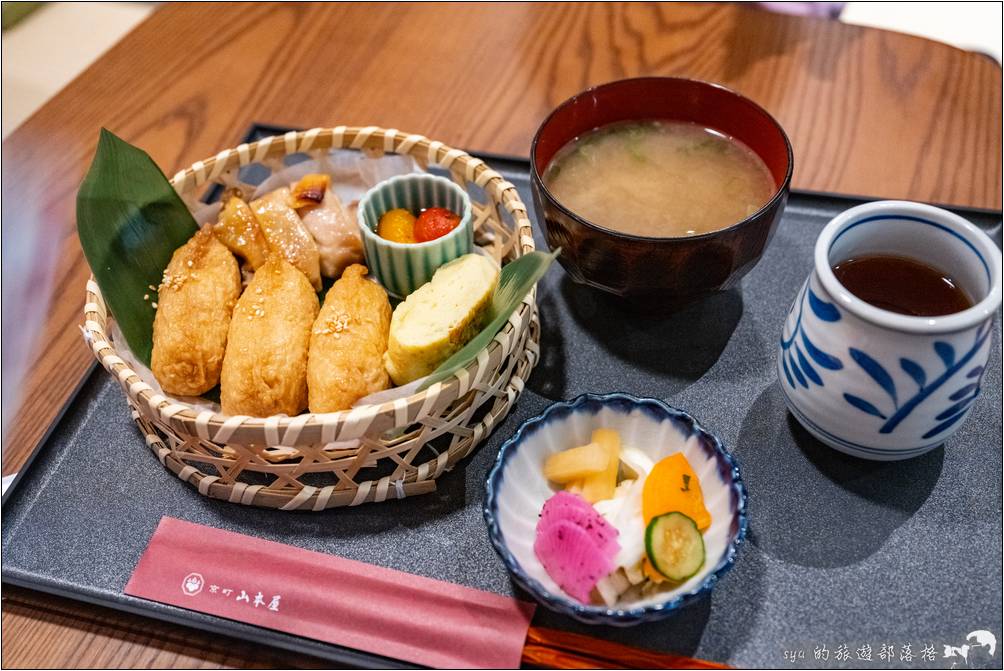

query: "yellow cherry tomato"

left=377, top=208, right=417, bottom=243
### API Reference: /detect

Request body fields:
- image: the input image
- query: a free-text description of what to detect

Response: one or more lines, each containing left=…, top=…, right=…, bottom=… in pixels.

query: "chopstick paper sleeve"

left=125, top=517, right=536, bottom=668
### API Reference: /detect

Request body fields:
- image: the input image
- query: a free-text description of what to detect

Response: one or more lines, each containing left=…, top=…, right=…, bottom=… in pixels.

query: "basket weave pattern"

left=82, top=127, right=538, bottom=510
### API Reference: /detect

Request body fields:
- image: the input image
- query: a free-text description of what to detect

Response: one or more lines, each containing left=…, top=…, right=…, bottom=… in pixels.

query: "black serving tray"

left=3, top=125, right=1002, bottom=669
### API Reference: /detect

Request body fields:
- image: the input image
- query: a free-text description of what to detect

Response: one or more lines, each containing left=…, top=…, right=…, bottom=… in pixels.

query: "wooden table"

left=2, top=3, right=1000, bottom=667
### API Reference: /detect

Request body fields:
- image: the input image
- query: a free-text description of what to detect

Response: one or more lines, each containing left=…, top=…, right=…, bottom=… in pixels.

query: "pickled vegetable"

left=645, top=512, right=705, bottom=581
left=534, top=491, right=619, bottom=603
left=641, top=453, right=711, bottom=531
left=578, top=428, right=620, bottom=503
left=543, top=442, right=610, bottom=483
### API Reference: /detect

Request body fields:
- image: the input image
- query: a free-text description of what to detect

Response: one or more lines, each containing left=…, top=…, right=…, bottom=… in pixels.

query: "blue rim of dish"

left=483, top=392, right=749, bottom=625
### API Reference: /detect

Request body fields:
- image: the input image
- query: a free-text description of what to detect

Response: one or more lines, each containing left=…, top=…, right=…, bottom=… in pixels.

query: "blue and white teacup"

left=778, top=201, right=1002, bottom=460
left=357, top=173, right=473, bottom=298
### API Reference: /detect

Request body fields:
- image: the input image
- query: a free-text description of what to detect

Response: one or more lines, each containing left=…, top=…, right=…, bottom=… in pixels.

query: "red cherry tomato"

left=414, top=207, right=461, bottom=242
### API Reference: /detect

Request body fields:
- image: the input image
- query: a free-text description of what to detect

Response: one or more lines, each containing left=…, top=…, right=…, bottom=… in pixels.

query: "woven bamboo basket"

left=82, top=126, right=540, bottom=510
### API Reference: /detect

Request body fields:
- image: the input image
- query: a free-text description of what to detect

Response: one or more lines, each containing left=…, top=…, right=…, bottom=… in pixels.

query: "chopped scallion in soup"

left=543, top=121, right=775, bottom=237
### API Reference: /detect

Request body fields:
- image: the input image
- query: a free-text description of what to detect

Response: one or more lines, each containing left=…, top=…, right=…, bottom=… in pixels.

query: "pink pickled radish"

left=534, top=519, right=615, bottom=602
left=538, top=491, right=620, bottom=558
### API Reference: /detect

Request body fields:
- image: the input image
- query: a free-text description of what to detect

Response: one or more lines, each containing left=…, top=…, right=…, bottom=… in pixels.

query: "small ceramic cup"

left=778, top=201, right=1003, bottom=460
left=357, top=173, right=473, bottom=297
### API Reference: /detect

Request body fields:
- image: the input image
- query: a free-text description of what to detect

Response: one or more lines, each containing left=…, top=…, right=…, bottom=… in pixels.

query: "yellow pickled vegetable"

left=543, top=442, right=609, bottom=483
left=641, top=453, right=711, bottom=531
left=578, top=428, right=621, bottom=503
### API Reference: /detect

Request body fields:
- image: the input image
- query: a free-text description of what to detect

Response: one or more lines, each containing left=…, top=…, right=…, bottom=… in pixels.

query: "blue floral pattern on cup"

left=776, top=201, right=1001, bottom=461
left=779, top=282, right=844, bottom=390
left=780, top=281, right=993, bottom=446
left=840, top=322, right=992, bottom=439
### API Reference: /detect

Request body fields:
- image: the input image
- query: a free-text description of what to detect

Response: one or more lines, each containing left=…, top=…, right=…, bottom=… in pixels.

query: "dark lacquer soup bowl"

left=531, top=77, right=793, bottom=305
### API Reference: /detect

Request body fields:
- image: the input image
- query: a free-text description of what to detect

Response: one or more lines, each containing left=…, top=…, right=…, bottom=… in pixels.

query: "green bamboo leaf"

left=418, top=249, right=558, bottom=391
left=77, top=129, right=199, bottom=365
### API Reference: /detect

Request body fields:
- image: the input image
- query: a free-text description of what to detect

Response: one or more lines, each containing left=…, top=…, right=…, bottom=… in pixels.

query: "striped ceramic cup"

left=357, top=173, right=473, bottom=297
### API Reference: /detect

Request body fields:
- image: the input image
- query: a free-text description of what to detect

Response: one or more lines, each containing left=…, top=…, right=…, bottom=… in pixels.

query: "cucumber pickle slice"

left=645, top=511, right=705, bottom=581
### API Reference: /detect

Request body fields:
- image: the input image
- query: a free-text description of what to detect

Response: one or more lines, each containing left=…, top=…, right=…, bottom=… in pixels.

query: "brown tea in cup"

left=832, top=254, right=973, bottom=317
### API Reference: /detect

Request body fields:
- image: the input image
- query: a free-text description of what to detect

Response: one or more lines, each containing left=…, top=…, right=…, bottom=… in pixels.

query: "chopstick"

left=522, top=626, right=730, bottom=669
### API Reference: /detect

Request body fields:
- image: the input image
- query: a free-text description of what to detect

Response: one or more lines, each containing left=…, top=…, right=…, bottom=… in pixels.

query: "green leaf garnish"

left=77, top=129, right=199, bottom=365
left=417, top=249, right=558, bottom=391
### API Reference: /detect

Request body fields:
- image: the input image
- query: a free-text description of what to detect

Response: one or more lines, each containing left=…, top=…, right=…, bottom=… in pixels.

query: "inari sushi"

left=151, top=227, right=242, bottom=396
left=307, top=264, right=391, bottom=412
left=250, top=188, right=322, bottom=291
left=220, top=256, right=319, bottom=416
left=213, top=196, right=271, bottom=269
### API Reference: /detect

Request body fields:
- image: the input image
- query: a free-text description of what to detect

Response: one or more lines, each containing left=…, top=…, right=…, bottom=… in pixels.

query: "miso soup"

left=543, top=120, right=775, bottom=237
